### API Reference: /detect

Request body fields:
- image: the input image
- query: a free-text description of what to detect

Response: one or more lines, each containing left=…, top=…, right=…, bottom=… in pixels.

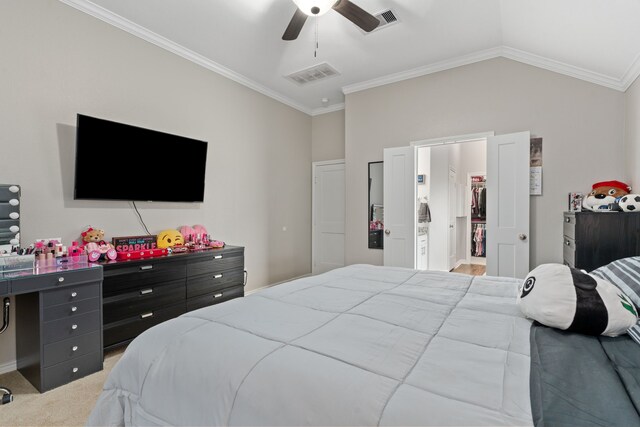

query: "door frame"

left=312, top=159, right=345, bottom=275
left=448, top=166, right=457, bottom=271
left=411, top=131, right=495, bottom=147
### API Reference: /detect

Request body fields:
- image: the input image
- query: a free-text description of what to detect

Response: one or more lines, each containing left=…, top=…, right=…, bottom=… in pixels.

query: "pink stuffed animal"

left=81, top=227, right=117, bottom=262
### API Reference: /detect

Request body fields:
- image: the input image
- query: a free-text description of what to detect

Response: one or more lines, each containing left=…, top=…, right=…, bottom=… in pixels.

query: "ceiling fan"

left=283, top=0, right=380, bottom=41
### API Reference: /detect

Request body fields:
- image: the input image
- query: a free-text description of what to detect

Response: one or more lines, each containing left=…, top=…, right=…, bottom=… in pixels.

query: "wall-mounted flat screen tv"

left=74, top=114, right=207, bottom=202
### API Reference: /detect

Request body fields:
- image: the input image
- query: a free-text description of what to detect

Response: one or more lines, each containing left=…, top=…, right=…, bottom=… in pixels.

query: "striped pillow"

left=591, top=257, right=640, bottom=343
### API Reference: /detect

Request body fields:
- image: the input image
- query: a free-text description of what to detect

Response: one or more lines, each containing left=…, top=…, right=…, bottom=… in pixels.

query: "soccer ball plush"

left=517, top=264, right=637, bottom=336
left=619, top=194, right=640, bottom=212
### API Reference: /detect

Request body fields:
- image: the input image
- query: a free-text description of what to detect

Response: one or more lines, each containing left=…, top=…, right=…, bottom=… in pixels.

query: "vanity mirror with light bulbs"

left=0, top=184, right=21, bottom=254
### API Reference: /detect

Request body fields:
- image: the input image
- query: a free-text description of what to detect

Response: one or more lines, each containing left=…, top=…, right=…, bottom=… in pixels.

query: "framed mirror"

left=368, top=162, right=384, bottom=249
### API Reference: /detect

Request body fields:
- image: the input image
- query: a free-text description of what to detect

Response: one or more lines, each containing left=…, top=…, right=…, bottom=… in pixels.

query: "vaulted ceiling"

left=60, top=0, right=640, bottom=115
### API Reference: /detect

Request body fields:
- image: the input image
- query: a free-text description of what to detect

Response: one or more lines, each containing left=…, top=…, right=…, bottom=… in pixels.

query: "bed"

left=87, top=265, right=640, bottom=426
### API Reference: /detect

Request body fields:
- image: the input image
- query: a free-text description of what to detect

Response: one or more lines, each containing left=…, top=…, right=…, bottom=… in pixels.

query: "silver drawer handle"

left=71, top=324, right=78, bottom=330
left=140, top=265, right=153, bottom=271
left=565, top=217, right=571, bottom=223
left=71, top=292, right=77, bottom=298
left=214, top=255, right=223, bottom=260
left=72, top=367, right=78, bottom=373
left=141, top=312, right=154, bottom=319
left=140, top=288, right=153, bottom=295
left=213, top=274, right=223, bottom=279
left=71, top=306, right=78, bottom=312
left=213, top=293, right=223, bottom=299
left=565, top=240, right=571, bottom=246
left=72, top=346, right=78, bottom=352
left=58, top=277, right=65, bottom=283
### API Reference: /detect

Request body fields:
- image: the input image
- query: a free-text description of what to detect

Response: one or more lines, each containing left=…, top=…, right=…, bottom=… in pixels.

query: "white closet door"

left=486, top=132, right=530, bottom=278
left=383, top=146, right=417, bottom=268
left=313, top=161, right=345, bottom=274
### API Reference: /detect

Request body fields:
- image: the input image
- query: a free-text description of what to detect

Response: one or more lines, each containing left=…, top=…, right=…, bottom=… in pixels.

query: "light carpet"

left=0, top=348, right=123, bottom=426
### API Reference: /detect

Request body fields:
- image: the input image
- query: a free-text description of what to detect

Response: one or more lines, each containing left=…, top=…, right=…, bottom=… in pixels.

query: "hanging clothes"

left=418, top=202, right=431, bottom=223
left=478, top=187, right=487, bottom=218
left=472, top=224, right=486, bottom=257
left=471, top=187, right=479, bottom=216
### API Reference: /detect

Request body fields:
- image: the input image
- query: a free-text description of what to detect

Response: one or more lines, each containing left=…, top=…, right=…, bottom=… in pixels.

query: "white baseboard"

left=246, top=273, right=311, bottom=296
left=0, top=360, right=17, bottom=375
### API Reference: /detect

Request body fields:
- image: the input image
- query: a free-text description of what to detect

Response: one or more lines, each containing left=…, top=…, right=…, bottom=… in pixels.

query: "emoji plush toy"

left=582, top=180, right=631, bottom=211
left=157, top=229, right=184, bottom=249
left=518, top=263, right=637, bottom=336
left=81, top=227, right=117, bottom=262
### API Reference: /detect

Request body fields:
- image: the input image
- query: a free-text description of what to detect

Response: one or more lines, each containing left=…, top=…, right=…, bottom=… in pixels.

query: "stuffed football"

left=619, top=194, right=640, bottom=212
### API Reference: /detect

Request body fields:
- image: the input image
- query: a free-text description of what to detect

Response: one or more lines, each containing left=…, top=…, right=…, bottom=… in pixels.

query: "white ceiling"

left=61, top=0, right=640, bottom=115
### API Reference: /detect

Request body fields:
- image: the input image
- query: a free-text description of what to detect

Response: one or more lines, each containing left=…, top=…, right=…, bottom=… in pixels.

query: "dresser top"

left=0, top=262, right=102, bottom=281
left=98, top=245, right=244, bottom=269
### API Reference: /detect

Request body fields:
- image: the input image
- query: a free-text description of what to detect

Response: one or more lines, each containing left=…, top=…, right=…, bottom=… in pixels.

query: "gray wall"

left=626, top=77, right=640, bottom=191
left=0, top=0, right=311, bottom=367
left=312, top=110, right=345, bottom=162
left=345, top=57, right=626, bottom=267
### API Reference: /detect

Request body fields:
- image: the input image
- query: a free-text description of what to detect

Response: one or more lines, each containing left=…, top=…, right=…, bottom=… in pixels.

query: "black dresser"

left=101, top=246, right=245, bottom=350
left=8, top=265, right=104, bottom=392
left=563, top=211, right=640, bottom=271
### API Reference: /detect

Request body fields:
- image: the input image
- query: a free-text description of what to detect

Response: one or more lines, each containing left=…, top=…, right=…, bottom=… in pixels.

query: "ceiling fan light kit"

left=293, top=0, right=336, bottom=16
left=283, top=0, right=379, bottom=41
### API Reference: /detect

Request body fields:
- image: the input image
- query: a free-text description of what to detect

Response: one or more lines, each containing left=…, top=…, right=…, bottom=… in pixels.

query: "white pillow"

left=517, top=263, right=637, bottom=337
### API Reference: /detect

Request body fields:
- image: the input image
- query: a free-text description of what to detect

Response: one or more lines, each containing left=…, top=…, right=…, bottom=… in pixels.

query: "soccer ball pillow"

left=619, top=194, right=640, bottom=212
left=517, top=264, right=637, bottom=336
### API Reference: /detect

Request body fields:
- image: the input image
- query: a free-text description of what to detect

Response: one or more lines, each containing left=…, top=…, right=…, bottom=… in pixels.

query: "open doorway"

left=417, top=139, right=487, bottom=275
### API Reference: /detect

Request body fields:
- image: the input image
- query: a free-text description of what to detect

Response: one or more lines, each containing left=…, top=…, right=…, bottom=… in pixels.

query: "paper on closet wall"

left=530, top=166, right=542, bottom=195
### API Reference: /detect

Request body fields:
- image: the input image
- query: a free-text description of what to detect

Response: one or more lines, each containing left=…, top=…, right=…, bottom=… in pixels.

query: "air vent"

left=286, top=63, right=340, bottom=85
left=368, top=9, right=399, bottom=33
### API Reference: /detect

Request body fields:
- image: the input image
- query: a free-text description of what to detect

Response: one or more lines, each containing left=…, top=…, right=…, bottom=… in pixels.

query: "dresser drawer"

left=563, top=236, right=576, bottom=267
left=43, top=310, right=101, bottom=345
left=103, top=279, right=186, bottom=324
left=43, top=330, right=101, bottom=367
left=43, top=297, right=100, bottom=322
left=43, top=282, right=101, bottom=307
left=43, top=351, right=102, bottom=392
left=103, top=261, right=186, bottom=295
left=187, top=269, right=244, bottom=299
left=187, top=251, right=244, bottom=277
left=103, top=303, right=186, bottom=349
left=12, top=269, right=102, bottom=296
left=563, top=213, right=576, bottom=240
left=186, top=285, right=244, bottom=312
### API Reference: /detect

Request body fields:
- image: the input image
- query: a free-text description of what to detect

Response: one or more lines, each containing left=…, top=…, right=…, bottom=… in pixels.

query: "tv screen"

left=74, top=114, right=207, bottom=202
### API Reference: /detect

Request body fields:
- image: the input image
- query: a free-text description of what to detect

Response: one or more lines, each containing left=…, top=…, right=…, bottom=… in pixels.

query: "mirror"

left=368, top=162, right=384, bottom=249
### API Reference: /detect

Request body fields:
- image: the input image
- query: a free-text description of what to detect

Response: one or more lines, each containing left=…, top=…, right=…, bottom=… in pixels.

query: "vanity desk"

left=0, top=263, right=103, bottom=392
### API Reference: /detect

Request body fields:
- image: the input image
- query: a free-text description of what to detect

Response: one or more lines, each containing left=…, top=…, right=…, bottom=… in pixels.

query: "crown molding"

left=621, top=53, right=640, bottom=91
left=342, top=45, right=632, bottom=95
left=310, top=103, right=345, bottom=116
left=342, top=47, right=503, bottom=95
left=500, top=46, right=625, bottom=92
left=57, top=0, right=313, bottom=115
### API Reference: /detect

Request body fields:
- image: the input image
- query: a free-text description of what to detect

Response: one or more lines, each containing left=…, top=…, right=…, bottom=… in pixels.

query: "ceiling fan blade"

left=283, top=8, right=308, bottom=41
left=332, top=0, right=379, bottom=32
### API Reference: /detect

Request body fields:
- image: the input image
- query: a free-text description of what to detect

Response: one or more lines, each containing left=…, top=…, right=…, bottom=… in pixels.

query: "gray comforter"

left=88, top=265, right=533, bottom=426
